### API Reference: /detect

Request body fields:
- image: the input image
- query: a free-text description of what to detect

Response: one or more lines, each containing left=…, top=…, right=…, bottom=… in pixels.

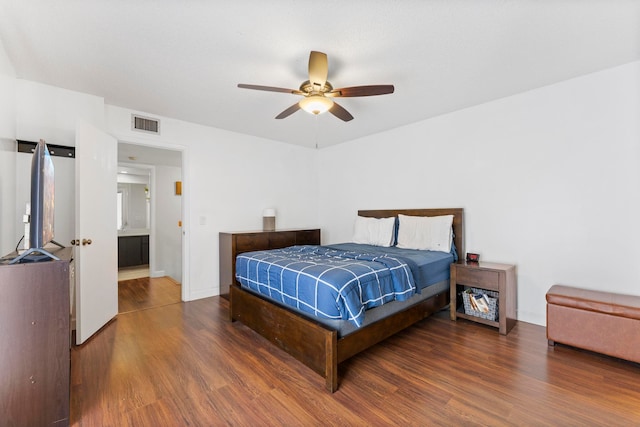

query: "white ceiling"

left=118, top=143, right=182, bottom=168
left=1, top=1, right=639, bottom=149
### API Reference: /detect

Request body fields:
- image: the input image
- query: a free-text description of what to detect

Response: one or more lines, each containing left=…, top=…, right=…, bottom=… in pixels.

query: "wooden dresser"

left=219, top=228, right=321, bottom=298
left=0, top=247, right=72, bottom=426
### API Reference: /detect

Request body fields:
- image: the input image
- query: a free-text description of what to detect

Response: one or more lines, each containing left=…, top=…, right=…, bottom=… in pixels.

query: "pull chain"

left=314, top=114, right=319, bottom=149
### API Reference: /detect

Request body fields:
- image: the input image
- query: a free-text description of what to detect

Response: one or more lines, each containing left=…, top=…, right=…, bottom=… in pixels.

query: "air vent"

left=131, top=114, right=160, bottom=134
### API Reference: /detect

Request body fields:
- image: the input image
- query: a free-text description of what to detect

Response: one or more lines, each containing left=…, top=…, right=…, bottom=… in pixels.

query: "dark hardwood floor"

left=118, top=276, right=181, bottom=314
left=71, top=297, right=640, bottom=426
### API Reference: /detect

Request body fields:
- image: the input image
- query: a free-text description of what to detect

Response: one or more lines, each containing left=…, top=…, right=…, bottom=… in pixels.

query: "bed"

left=229, top=208, right=464, bottom=392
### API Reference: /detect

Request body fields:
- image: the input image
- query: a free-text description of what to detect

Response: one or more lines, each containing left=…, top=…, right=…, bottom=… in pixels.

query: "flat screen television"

left=10, top=139, right=63, bottom=264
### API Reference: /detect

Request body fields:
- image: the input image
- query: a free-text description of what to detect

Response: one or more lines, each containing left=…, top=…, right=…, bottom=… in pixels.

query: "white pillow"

left=396, top=214, right=453, bottom=252
left=352, top=216, right=395, bottom=247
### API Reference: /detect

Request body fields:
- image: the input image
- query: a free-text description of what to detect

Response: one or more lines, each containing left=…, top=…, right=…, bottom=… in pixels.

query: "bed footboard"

left=230, top=284, right=339, bottom=392
left=230, top=285, right=449, bottom=392
left=337, top=290, right=449, bottom=363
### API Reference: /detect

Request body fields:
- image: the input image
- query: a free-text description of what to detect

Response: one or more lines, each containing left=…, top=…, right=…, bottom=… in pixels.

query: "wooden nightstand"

left=450, top=261, right=517, bottom=335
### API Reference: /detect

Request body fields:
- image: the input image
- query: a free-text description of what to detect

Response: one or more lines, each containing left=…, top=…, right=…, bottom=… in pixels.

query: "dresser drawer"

left=456, top=267, right=499, bottom=288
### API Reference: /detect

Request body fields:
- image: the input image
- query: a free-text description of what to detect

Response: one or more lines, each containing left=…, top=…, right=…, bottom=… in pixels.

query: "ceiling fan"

left=238, top=51, right=394, bottom=122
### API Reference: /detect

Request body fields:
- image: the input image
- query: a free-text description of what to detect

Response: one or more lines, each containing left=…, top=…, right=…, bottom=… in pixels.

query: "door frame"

left=114, top=136, right=189, bottom=302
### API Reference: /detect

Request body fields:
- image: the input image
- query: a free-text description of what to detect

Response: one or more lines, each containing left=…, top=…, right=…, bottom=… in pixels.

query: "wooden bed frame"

left=229, top=208, right=464, bottom=392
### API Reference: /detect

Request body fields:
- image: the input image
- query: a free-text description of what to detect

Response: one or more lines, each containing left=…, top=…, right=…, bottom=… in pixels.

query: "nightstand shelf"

left=450, top=261, right=517, bottom=335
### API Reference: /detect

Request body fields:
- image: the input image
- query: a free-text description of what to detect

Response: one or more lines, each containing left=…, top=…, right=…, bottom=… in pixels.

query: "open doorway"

left=117, top=165, right=150, bottom=280
left=117, top=143, right=183, bottom=313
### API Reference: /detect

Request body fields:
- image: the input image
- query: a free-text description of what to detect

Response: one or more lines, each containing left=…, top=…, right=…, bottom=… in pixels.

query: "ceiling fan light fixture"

left=299, top=95, right=334, bottom=115
left=238, top=51, right=394, bottom=121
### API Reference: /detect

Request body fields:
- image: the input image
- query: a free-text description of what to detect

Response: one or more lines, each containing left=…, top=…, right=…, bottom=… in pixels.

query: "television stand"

left=9, top=240, right=65, bottom=264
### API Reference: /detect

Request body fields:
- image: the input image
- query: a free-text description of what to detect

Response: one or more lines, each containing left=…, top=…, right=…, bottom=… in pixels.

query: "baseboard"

left=185, top=287, right=217, bottom=301
left=150, top=270, right=165, bottom=278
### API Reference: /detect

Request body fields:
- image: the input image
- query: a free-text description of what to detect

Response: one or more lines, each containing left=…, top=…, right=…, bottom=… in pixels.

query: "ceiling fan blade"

left=275, top=103, right=301, bottom=119
left=326, top=85, right=395, bottom=97
left=308, top=51, right=328, bottom=91
left=329, top=101, right=354, bottom=122
left=238, top=84, right=302, bottom=95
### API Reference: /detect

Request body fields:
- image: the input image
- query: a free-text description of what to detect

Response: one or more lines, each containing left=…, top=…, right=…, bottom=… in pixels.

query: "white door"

left=74, top=121, right=118, bottom=345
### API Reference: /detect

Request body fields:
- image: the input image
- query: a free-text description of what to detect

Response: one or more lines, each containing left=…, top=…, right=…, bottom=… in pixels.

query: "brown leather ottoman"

left=546, top=285, right=640, bottom=364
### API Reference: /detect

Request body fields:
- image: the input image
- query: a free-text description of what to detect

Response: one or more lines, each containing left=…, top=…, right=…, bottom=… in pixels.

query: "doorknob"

left=70, top=239, right=80, bottom=246
left=82, top=238, right=92, bottom=246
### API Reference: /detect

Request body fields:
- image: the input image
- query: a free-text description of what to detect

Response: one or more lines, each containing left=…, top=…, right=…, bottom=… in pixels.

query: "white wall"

left=15, top=80, right=104, bottom=144
left=4, top=81, right=105, bottom=255
left=0, top=38, right=17, bottom=254
left=2, top=80, right=104, bottom=255
left=105, top=105, right=320, bottom=300
left=154, top=165, right=182, bottom=282
left=318, top=61, right=640, bottom=326
left=0, top=139, right=16, bottom=254
left=0, top=38, right=15, bottom=139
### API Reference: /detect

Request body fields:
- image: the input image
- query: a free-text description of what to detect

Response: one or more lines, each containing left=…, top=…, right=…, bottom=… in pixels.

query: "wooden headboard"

left=358, top=208, right=465, bottom=260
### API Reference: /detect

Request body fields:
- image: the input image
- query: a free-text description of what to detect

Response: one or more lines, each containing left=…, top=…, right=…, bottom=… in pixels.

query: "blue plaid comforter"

left=235, top=245, right=416, bottom=327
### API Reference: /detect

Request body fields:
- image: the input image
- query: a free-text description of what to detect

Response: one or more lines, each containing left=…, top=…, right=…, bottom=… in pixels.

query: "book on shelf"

left=472, top=293, right=490, bottom=313
left=468, top=291, right=478, bottom=311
